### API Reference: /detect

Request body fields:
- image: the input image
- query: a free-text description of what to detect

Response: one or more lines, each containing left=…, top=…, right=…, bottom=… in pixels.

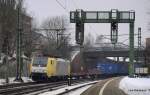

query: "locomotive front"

left=30, top=57, right=48, bottom=81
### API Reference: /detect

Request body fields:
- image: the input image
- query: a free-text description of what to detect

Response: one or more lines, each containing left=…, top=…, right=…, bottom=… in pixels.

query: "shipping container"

left=96, top=62, right=128, bottom=75
left=117, top=63, right=128, bottom=74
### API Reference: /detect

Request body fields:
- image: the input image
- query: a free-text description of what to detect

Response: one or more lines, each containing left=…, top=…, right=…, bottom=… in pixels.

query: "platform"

left=81, top=77, right=126, bottom=95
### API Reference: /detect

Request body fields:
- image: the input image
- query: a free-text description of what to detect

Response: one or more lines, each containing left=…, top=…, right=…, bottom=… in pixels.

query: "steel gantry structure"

left=70, top=9, right=135, bottom=76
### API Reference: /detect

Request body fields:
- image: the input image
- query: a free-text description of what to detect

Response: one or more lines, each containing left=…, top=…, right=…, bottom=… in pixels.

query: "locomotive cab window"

left=33, top=57, right=48, bottom=67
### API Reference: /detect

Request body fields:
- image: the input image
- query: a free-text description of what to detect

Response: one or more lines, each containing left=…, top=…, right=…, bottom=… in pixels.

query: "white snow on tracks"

left=39, top=81, right=98, bottom=95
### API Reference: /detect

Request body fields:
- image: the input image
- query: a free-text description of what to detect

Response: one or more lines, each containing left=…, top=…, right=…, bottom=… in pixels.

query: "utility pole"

left=129, top=22, right=135, bottom=76
left=14, top=0, right=23, bottom=82
left=0, top=25, right=1, bottom=60
left=137, top=27, right=141, bottom=63
left=138, top=28, right=141, bottom=49
left=56, top=30, right=59, bottom=49
left=5, top=36, right=9, bottom=83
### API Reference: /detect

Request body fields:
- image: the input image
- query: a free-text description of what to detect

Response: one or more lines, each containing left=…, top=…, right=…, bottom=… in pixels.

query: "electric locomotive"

left=30, top=56, right=70, bottom=81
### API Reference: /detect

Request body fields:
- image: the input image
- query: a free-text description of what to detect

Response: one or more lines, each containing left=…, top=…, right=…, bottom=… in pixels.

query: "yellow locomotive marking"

left=47, top=58, right=56, bottom=77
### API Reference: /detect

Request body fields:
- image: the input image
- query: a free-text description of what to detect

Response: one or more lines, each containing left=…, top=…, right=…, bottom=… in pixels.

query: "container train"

left=29, top=37, right=150, bottom=81
left=30, top=55, right=130, bottom=81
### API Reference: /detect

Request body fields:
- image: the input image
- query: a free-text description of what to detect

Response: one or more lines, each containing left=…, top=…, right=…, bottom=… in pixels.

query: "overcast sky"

left=25, top=0, right=150, bottom=45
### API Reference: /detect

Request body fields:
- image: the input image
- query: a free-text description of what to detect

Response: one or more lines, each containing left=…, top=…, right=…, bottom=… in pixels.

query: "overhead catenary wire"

left=55, top=0, right=69, bottom=12
left=101, top=33, right=138, bottom=36
left=55, top=0, right=79, bottom=12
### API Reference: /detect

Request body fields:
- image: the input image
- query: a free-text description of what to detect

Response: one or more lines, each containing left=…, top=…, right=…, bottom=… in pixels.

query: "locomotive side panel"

left=47, top=58, right=56, bottom=77
left=55, top=59, right=69, bottom=76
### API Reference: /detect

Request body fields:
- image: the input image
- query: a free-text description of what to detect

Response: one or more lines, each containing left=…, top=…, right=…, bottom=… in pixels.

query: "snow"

left=0, top=77, right=33, bottom=85
left=0, top=79, right=5, bottom=85
left=39, top=81, right=98, bottom=95
left=20, top=77, right=33, bottom=82
left=119, top=76, right=150, bottom=95
left=65, top=85, right=92, bottom=95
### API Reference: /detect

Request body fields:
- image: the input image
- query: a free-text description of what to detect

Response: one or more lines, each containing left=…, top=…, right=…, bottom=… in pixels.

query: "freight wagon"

left=96, top=62, right=128, bottom=76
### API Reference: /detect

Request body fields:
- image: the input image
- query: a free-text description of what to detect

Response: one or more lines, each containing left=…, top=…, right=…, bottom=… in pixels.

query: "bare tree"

left=95, top=35, right=105, bottom=44
left=0, top=0, right=34, bottom=57
left=0, top=0, right=32, bottom=79
left=41, top=16, right=71, bottom=58
left=0, top=0, right=17, bottom=56
left=83, top=33, right=95, bottom=49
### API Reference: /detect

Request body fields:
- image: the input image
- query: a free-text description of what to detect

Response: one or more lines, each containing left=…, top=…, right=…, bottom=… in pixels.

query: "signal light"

left=111, top=22, right=118, bottom=44
left=75, top=9, right=84, bottom=45
left=76, top=22, right=84, bottom=45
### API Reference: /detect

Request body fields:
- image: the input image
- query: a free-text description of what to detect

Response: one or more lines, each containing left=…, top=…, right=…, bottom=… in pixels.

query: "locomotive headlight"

left=43, top=70, right=47, bottom=73
left=33, top=69, right=37, bottom=72
left=32, top=69, right=35, bottom=72
left=41, top=69, right=46, bottom=73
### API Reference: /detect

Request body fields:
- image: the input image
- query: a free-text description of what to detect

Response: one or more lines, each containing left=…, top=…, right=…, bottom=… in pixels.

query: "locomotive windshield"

left=33, top=57, right=48, bottom=65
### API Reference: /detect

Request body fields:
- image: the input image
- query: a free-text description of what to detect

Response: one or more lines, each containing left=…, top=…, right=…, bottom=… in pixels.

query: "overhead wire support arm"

left=55, top=0, right=69, bottom=12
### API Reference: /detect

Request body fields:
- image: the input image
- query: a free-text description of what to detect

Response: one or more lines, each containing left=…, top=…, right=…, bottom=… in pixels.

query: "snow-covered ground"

left=67, top=85, right=92, bottom=95
left=65, top=85, right=92, bottom=95
left=0, top=77, right=33, bottom=85
left=39, top=81, right=98, bottom=95
left=119, top=76, right=150, bottom=95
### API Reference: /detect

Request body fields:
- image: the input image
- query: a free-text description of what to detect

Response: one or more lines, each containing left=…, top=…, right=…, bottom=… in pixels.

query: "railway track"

left=56, top=81, right=98, bottom=95
left=0, top=81, right=37, bottom=90
left=0, top=79, right=91, bottom=95
left=0, top=81, right=67, bottom=95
